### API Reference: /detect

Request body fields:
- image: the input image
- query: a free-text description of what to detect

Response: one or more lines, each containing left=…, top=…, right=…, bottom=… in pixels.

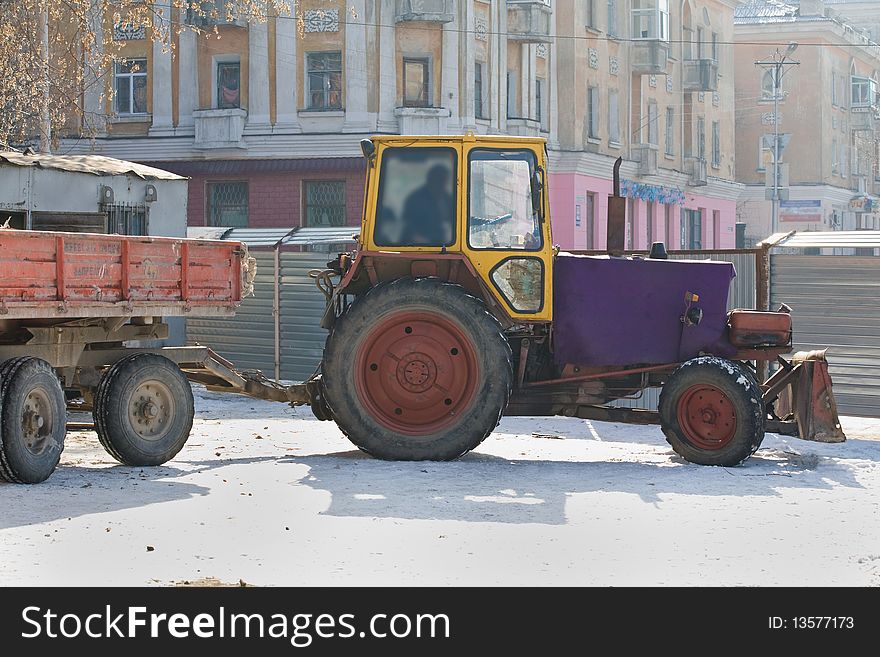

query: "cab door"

left=461, top=142, right=553, bottom=323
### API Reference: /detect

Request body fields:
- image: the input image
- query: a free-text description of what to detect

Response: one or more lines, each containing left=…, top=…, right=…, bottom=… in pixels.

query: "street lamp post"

left=755, top=43, right=799, bottom=235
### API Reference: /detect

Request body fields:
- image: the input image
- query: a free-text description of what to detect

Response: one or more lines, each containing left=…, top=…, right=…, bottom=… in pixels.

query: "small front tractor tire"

left=94, top=353, right=194, bottom=466
left=659, top=356, right=765, bottom=466
left=323, top=277, right=513, bottom=460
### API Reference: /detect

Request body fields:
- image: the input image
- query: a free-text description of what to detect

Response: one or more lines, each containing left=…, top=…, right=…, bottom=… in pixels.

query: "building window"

left=586, top=0, right=596, bottom=28
left=647, top=101, right=658, bottom=145
left=588, top=86, right=600, bottom=139
left=712, top=210, right=721, bottom=249
left=627, top=198, right=636, bottom=249
left=303, top=181, right=347, bottom=227
left=475, top=62, right=485, bottom=119
left=306, top=51, right=343, bottom=110
left=536, top=78, right=542, bottom=124
left=711, top=31, right=718, bottom=61
left=697, top=117, right=706, bottom=160
left=664, top=203, right=673, bottom=245
left=114, top=59, right=148, bottom=115
left=646, top=200, right=655, bottom=245
left=207, top=182, right=248, bottom=228
left=711, top=120, right=720, bottom=167
left=761, top=70, right=777, bottom=100
left=682, top=208, right=701, bottom=249
left=831, top=138, right=838, bottom=174
left=696, top=26, right=704, bottom=58
left=585, top=193, right=595, bottom=249
left=758, top=135, right=772, bottom=171
left=607, top=0, right=617, bottom=37
left=831, top=71, right=838, bottom=106
left=507, top=71, right=517, bottom=118
left=403, top=57, right=430, bottom=107
left=665, top=106, right=674, bottom=155
left=216, top=61, right=241, bottom=109
left=631, top=0, right=669, bottom=41
left=851, top=76, right=877, bottom=109
left=608, top=89, right=620, bottom=143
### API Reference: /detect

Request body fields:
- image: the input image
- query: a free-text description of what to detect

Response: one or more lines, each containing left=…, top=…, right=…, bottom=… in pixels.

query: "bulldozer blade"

left=774, top=350, right=846, bottom=444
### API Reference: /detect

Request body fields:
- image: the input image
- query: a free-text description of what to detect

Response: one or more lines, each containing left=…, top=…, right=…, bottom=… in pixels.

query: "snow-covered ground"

left=1, top=386, right=878, bottom=586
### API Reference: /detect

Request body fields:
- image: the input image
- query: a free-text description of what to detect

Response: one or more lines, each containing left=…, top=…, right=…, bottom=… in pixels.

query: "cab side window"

left=468, top=149, right=542, bottom=251
left=373, top=147, right=457, bottom=247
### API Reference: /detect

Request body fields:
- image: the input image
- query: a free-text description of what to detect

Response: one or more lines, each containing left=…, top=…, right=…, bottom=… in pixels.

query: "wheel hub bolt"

left=143, top=402, right=158, bottom=419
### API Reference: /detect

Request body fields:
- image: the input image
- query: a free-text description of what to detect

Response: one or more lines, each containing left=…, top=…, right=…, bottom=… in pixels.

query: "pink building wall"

left=549, top=173, right=736, bottom=251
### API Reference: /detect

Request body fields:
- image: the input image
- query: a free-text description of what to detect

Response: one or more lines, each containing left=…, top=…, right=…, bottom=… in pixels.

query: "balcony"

left=506, top=117, right=544, bottom=137
left=682, top=59, right=719, bottom=92
left=394, top=107, right=449, bottom=135
left=395, top=0, right=455, bottom=23
left=850, top=106, right=878, bottom=132
left=633, top=143, right=659, bottom=176
left=686, top=157, right=708, bottom=186
left=631, top=40, right=669, bottom=75
left=193, top=108, right=247, bottom=149
left=186, top=1, right=246, bottom=28
left=507, top=1, right=552, bottom=44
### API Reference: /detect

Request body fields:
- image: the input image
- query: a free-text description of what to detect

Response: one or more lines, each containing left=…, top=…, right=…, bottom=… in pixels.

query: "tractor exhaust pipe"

left=607, top=157, right=626, bottom=256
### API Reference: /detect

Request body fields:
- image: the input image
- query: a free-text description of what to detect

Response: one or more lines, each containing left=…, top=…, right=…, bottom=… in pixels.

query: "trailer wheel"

left=323, top=277, right=513, bottom=460
left=659, top=356, right=765, bottom=466
left=94, top=354, right=194, bottom=466
left=0, top=357, right=66, bottom=483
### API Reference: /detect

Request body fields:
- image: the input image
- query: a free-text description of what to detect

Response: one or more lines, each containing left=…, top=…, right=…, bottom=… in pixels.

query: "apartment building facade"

left=551, top=0, right=742, bottom=250
left=63, top=0, right=740, bottom=249
left=734, top=0, right=880, bottom=244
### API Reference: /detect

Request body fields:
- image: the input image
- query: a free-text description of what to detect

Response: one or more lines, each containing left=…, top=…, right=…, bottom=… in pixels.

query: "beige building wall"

left=734, top=1, right=880, bottom=242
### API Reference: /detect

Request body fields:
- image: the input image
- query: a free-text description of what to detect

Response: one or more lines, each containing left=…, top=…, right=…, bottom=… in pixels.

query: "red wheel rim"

left=354, top=310, right=480, bottom=436
left=676, top=384, right=737, bottom=450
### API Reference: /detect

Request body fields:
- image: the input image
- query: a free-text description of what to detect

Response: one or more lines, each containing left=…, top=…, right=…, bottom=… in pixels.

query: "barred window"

left=103, top=203, right=148, bottom=235
left=207, top=182, right=248, bottom=227
left=304, top=181, right=346, bottom=227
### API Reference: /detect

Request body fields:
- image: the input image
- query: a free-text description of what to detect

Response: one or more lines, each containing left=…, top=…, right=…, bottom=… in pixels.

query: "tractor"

left=305, top=133, right=842, bottom=467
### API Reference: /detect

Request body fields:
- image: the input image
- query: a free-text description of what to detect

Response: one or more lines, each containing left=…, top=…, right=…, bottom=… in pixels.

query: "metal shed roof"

left=0, top=151, right=186, bottom=180
left=762, top=230, right=880, bottom=249
left=186, top=226, right=358, bottom=248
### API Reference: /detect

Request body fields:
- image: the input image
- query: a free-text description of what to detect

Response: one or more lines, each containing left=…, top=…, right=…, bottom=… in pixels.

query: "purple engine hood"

left=552, top=254, right=737, bottom=367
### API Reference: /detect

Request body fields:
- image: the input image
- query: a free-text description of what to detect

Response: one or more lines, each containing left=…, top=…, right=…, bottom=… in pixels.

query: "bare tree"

left=0, top=1, right=294, bottom=151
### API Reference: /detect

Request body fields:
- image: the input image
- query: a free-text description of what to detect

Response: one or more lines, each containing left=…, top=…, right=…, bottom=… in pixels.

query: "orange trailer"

left=0, top=229, right=296, bottom=484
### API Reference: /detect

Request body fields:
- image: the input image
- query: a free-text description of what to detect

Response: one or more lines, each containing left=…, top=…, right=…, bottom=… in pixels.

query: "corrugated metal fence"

left=187, top=251, right=331, bottom=382
left=770, top=255, right=880, bottom=417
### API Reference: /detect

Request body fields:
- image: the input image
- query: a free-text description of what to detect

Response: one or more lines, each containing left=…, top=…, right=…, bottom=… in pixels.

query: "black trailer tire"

left=0, top=357, right=67, bottom=484
left=94, top=353, right=194, bottom=466
left=323, top=277, right=513, bottom=460
left=659, top=356, right=766, bottom=466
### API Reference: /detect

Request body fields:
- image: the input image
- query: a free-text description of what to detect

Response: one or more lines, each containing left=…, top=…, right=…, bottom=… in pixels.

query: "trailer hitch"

left=763, top=349, right=845, bottom=443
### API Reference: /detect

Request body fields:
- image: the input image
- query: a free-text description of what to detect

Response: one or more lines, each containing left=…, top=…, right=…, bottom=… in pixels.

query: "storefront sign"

left=620, top=180, right=686, bottom=206
left=780, top=199, right=822, bottom=223
left=849, top=196, right=876, bottom=212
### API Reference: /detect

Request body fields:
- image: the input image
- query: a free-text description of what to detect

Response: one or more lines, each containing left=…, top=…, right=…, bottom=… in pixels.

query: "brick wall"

left=177, top=166, right=364, bottom=228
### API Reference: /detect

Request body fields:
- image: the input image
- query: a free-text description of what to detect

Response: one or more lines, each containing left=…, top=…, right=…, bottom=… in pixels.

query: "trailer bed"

left=0, top=229, right=247, bottom=319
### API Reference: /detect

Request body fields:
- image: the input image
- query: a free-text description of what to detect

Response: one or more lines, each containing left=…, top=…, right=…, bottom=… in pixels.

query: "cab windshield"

left=467, top=149, right=542, bottom=251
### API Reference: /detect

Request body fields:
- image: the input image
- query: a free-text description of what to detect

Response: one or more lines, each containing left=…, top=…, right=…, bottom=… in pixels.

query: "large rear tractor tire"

left=323, top=277, right=513, bottom=460
left=0, top=357, right=67, bottom=484
left=94, top=354, right=194, bottom=466
left=659, top=356, right=765, bottom=466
